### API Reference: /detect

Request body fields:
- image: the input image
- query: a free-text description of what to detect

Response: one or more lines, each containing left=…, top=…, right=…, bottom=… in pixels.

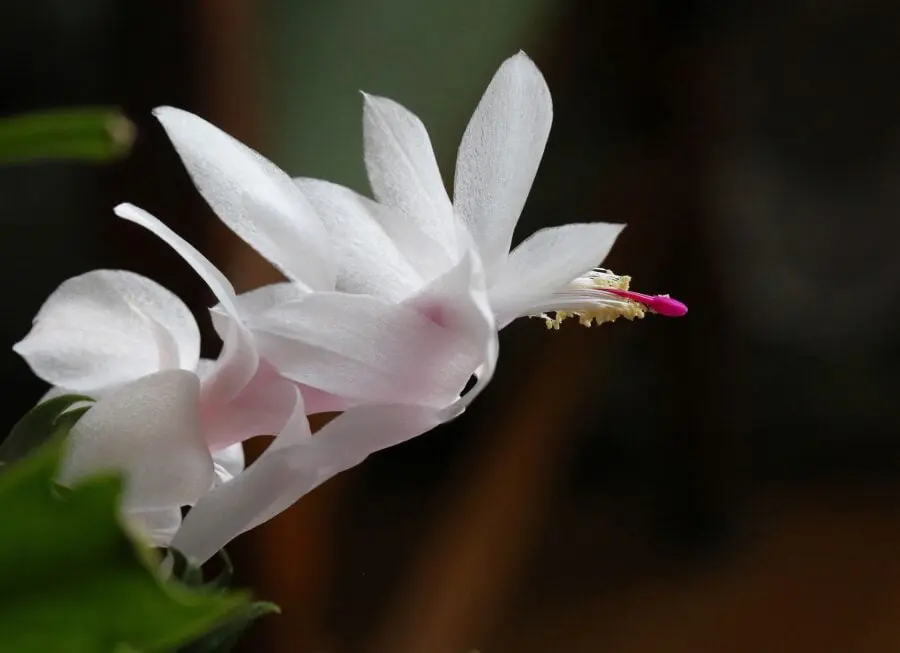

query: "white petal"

left=127, top=507, right=183, bottom=547
left=13, top=270, right=199, bottom=392
left=453, top=52, right=553, bottom=273
left=488, top=222, right=625, bottom=326
left=115, top=203, right=238, bottom=316
left=214, top=282, right=309, bottom=323
left=210, top=295, right=351, bottom=416
left=403, top=252, right=499, bottom=419
left=362, top=93, right=457, bottom=266
left=294, top=178, right=423, bottom=300
left=59, top=370, right=215, bottom=510
left=172, top=399, right=440, bottom=564
left=249, top=292, right=479, bottom=408
left=194, top=358, right=216, bottom=380
left=200, top=313, right=260, bottom=418
left=211, top=443, right=245, bottom=485
left=153, top=107, right=334, bottom=290
left=114, top=203, right=259, bottom=405
left=208, top=282, right=308, bottom=350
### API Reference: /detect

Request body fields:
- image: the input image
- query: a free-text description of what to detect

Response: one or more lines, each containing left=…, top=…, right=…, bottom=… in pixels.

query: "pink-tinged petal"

left=200, top=357, right=298, bottom=449
left=59, top=370, right=215, bottom=510
left=294, top=178, right=424, bottom=299
left=404, top=252, right=499, bottom=418
left=201, top=313, right=260, bottom=423
left=362, top=93, right=458, bottom=269
left=153, top=107, right=334, bottom=290
left=114, top=203, right=259, bottom=406
left=13, top=270, right=199, bottom=392
left=172, top=399, right=441, bottom=564
left=242, top=405, right=442, bottom=531
left=453, top=52, right=554, bottom=274
left=488, top=222, right=625, bottom=327
left=296, top=383, right=349, bottom=415
left=248, top=292, right=479, bottom=408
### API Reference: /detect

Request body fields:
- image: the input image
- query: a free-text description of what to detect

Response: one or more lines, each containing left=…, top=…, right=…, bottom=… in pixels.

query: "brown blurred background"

left=4, top=1, right=900, bottom=651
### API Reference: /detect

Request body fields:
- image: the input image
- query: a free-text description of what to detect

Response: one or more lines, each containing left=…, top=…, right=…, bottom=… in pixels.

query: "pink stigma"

left=604, top=289, right=688, bottom=317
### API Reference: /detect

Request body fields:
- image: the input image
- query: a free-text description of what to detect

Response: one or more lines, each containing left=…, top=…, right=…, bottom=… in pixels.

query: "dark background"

left=3, top=1, right=900, bottom=651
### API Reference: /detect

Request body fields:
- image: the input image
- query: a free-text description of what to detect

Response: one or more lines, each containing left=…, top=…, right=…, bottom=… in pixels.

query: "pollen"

left=542, top=303, right=646, bottom=329
left=538, top=268, right=686, bottom=329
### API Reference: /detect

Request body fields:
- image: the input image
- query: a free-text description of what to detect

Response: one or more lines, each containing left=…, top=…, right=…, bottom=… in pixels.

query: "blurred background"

left=4, top=1, right=900, bottom=651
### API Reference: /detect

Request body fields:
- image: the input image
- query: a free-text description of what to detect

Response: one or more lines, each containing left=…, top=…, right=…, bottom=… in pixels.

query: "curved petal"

left=404, top=253, right=499, bottom=420
left=208, top=282, right=308, bottom=360
left=362, top=93, right=457, bottom=268
left=172, top=398, right=441, bottom=564
left=248, top=292, right=480, bottom=408
left=200, top=357, right=299, bottom=449
left=296, top=383, right=349, bottom=415
left=114, top=203, right=259, bottom=406
left=211, top=443, right=245, bottom=485
left=453, top=52, right=553, bottom=273
left=115, top=204, right=238, bottom=316
left=153, top=107, right=334, bottom=290
left=59, top=369, right=215, bottom=510
left=13, top=270, right=199, bottom=392
left=200, top=345, right=348, bottom=418
left=488, top=222, right=625, bottom=327
left=201, top=314, right=260, bottom=419
left=211, top=282, right=309, bottom=329
left=294, top=178, right=423, bottom=300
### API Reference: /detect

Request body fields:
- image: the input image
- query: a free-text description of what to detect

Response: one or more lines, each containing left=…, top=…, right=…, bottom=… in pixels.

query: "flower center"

left=538, top=268, right=687, bottom=329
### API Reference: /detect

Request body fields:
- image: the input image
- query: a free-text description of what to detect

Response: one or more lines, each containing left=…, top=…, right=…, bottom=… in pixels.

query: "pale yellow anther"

left=538, top=268, right=648, bottom=329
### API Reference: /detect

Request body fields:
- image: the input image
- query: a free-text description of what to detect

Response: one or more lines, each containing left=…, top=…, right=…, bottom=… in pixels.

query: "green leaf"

left=180, top=601, right=280, bottom=653
left=203, top=549, right=234, bottom=591
left=0, top=107, right=135, bottom=165
left=51, top=405, right=93, bottom=438
left=0, top=394, right=94, bottom=465
left=0, top=439, right=248, bottom=653
left=166, top=548, right=234, bottom=591
left=165, top=549, right=277, bottom=652
left=167, top=548, right=206, bottom=589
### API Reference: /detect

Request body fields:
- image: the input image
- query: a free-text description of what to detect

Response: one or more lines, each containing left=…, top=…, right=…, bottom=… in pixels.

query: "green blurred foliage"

left=0, top=394, right=94, bottom=466
left=0, top=107, right=134, bottom=165
left=0, top=438, right=247, bottom=653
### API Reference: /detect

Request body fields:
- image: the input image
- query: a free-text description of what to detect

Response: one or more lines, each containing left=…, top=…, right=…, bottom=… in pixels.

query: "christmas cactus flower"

left=11, top=226, right=446, bottom=555
left=298, top=51, right=687, bottom=331
left=148, top=52, right=684, bottom=421
left=11, top=207, right=298, bottom=543
left=145, top=107, right=496, bottom=418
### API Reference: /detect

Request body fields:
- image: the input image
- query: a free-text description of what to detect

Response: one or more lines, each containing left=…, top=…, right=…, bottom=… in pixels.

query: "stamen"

left=537, top=267, right=687, bottom=329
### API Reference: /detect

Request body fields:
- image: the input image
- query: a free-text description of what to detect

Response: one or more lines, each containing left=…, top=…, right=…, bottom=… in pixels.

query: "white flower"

left=11, top=208, right=299, bottom=544
left=19, top=205, right=453, bottom=556
left=149, top=106, right=497, bottom=417
left=298, top=51, right=686, bottom=332
left=147, top=52, right=685, bottom=422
